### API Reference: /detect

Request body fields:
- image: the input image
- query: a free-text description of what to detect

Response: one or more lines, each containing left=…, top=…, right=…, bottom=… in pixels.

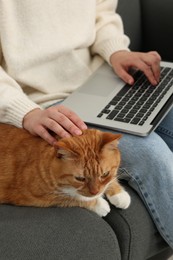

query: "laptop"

left=62, top=61, right=173, bottom=136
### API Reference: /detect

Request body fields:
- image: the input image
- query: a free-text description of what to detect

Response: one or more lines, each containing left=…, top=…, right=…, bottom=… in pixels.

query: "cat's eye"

left=101, top=171, right=110, bottom=178
left=75, top=176, right=86, bottom=182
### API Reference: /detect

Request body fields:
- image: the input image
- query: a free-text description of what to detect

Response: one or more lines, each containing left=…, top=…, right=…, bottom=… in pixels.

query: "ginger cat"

left=0, top=123, right=130, bottom=217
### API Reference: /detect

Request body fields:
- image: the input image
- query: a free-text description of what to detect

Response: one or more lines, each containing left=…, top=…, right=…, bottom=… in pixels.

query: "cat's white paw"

left=107, top=190, right=131, bottom=209
left=93, top=197, right=111, bottom=217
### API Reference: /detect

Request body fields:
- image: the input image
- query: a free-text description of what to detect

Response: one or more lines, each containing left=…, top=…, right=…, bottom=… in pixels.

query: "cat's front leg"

left=105, top=181, right=131, bottom=209
left=59, top=196, right=110, bottom=217
left=91, top=197, right=111, bottom=217
left=80, top=197, right=110, bottom=217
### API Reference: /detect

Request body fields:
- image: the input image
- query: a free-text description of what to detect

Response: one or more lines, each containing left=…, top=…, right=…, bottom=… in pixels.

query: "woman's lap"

left=155, top=107, right=173, bottom=151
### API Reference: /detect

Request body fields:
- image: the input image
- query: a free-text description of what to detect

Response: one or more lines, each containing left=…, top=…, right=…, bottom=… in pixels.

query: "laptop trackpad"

left=78, top=73, right=117, bottom=97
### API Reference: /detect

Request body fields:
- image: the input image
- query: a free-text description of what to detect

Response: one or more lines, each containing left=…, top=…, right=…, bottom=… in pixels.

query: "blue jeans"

left=101, top=108, right=173, bottom=248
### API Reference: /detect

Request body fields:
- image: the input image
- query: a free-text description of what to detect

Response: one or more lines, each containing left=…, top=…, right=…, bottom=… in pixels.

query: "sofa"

left=0, top=0, right=173, bottom=259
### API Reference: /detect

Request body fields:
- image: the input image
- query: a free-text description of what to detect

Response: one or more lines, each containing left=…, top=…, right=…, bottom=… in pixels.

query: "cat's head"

left=53, top=129, right=122, bottom=200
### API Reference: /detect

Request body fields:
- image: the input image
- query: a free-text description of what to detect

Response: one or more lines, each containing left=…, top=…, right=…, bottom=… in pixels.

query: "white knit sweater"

left=0, top=0, right=130, bottom=127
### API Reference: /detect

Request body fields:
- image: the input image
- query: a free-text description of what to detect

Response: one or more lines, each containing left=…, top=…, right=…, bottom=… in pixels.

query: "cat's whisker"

left=100, top=180, right=113, bottom=195
left=57, top=186, right=103, bottom=201
left=116, top=175, right=122, bottom=180
left=103, top=178, right=118, bottom=193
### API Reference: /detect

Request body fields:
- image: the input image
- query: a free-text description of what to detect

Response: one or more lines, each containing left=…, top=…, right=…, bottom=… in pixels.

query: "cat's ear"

left=101, top=132, right=122, bottom=150
left=54, top=141, right=79, bottom=160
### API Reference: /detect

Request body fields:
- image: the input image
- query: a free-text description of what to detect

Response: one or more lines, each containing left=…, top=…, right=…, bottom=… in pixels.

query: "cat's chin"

left=76, top=193, right=103, bottom=202
left=60, top=187, right=103, bottom=201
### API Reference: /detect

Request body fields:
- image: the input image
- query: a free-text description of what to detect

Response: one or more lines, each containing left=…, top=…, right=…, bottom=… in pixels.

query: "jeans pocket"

left=118, top=167, right=132, bottom=182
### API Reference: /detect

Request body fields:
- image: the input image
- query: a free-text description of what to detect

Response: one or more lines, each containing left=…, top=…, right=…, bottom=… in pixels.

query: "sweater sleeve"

left=91, top=0, right=130, bottom=64
left=0, top=43, right=40, bottom=128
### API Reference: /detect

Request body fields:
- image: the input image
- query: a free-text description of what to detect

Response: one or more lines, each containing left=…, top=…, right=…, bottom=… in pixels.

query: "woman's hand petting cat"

left=110, top=50, right=161, bottom=86
left=23, top=105, right=87, bottom=145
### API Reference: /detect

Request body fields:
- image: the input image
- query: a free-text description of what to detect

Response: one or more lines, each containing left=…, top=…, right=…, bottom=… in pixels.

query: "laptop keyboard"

left=97, top=67, right=173, bottom=126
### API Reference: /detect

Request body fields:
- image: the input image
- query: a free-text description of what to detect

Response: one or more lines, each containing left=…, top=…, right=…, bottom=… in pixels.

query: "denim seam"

left=157, top=125, right=173, bottom=138
left=119, top=167, right=173, bottom=248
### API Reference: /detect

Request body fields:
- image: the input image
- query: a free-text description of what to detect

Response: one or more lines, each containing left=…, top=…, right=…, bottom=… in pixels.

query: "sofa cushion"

left=0, top=205, right=120, bottom=260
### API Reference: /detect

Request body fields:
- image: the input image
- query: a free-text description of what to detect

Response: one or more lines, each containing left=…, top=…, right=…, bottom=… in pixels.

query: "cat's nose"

left=89, top=189, right=99, bottom=195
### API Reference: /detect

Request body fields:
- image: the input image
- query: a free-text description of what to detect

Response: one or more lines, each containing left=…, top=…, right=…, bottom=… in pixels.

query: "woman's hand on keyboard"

left=110, top=50, right=161, bottom=86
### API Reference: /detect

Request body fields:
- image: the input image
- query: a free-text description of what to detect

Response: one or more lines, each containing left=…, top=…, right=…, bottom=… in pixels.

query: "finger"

left=151, top=63, right=161, bottom=83
left=143, top=65, right=158, bottom=85
left=133, top=59, right=157, bottom=85
left=142, top=52, right=161, bottom=83
left=56, top=105, right=87, bottom=130
left=36, top=125, right=57, bottom=145
left=42, top=106, right=84, bottom=137
left=149, top=51, right=162, bottom=61
left=113, top=66, right=134, bottom=85
left=45, top=115, right=80, bottom=137
left=43, top=107, right=84, bottom=137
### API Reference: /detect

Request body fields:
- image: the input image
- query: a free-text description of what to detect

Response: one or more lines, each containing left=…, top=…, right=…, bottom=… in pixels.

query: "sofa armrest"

left=105, top=183, right=170, bottom=260
left=0, top=205, right=120, bottom=260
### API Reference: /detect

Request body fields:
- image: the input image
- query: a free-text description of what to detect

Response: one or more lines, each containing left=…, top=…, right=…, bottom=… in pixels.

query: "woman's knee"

left=119, top=132, right=173, bottom=174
